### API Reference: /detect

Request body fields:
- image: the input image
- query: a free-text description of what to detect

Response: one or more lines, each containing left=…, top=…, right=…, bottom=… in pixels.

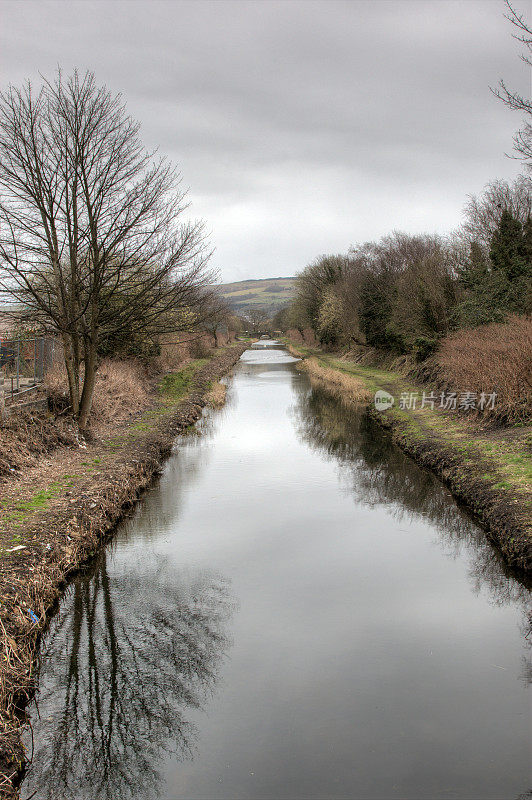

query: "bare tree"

left=202, top=295, right=232, bottom=347
left=0, top=70, right=217, bottom=430
left=241, top=307, right=271, bottom=334
left=493, top=1, right=532, bottom=167
left=23, top=553, right=233, bottom=800
left=459, top=175, right=532, bottom=248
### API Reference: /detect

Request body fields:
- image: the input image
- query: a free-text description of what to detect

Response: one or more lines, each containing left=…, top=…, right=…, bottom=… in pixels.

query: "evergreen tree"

left=458, top=242, right=489, bottom=291
left=454, top=241, right=508, bottom=327
left=489, top=209, right=527, bottom=281
left=522, top=216, right=532, bottom=265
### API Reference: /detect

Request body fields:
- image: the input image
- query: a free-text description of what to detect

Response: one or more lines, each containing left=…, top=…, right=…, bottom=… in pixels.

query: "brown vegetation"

left=427, top=315, right=532, bottom=424
left=158, top=334, right=210, bottom=370
left=296, top=356, right=369, bottom=406
left=158, top=329, right=238, bottom=372
left=46, top=359, right=150, bottom=430
left=286, top=327, right=318, bottom=347
left=205, top=381, right=227, bottom=407
left=0, top=410, right=76, bottom=480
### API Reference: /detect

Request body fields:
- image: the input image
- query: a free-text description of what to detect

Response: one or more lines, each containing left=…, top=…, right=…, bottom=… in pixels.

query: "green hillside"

left=216, top=277, right=296, bottom=315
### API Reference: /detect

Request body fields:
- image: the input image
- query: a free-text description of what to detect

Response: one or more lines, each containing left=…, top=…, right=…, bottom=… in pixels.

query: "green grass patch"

left=158, top=359, right=207, bottom=402
left=0, top=475, right=80, bottom=529
left=102, top=436, right=125, bottom=450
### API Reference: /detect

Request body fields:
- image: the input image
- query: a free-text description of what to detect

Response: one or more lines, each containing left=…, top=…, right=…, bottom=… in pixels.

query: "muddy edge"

left=366, top=406, right=531, bottom=571
left=0, top=344, right=247, bottom=799
left=296, top=351, right=531, bottom=573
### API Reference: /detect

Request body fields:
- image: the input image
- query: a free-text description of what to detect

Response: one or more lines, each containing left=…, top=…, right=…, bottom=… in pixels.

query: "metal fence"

left=0, top=335, right=62, bottom=403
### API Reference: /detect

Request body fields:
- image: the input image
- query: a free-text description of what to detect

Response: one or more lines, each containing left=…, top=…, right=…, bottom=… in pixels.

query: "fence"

left=0, top=335, right=62, bottom=408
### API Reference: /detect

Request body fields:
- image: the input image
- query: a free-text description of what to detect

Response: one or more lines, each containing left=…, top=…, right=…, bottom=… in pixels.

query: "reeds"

left=298, top=357, right=370, bottom=406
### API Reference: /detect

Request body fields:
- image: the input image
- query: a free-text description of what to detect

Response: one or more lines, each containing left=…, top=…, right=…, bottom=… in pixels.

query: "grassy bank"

left=286, top=340, right=532, bottom=572
left=0, top=343, right=247, bottom=799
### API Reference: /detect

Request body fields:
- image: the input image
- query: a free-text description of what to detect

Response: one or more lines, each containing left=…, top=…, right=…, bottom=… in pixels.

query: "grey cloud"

left=0, top=0, right=529, bottom=280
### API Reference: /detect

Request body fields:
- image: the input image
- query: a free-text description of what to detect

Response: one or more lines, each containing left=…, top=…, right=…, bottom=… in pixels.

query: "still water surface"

left=23, top=343, right=530, bottom=800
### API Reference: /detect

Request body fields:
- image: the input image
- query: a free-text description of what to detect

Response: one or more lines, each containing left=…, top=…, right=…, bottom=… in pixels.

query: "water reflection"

left=240, top=342, right=298, bottom=369
left=23, top=554, right=233, bottom=800
left=293, top=381, right=531, bottom=655
left=121, top=419, right=218, bottom=545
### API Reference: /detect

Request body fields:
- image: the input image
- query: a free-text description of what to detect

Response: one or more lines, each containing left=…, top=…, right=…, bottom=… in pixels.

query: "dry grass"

left=46, top=358, right=150, bottom=429
left=157, top=330, right=238, bottom=373
left=430, top=315, right=532, bottom=424
left=298, top=356, right=369, bottom=405
left=0, top=410, right=77, bottom=480
left=285, top=342, right=305, bottom=358
left=91, top=360, right=149, bottom=424
left=157, top=338, right=190, bottom=371
left=0, top=359, right=151, bottom=489
left=205, top=381, right=227, bottom=408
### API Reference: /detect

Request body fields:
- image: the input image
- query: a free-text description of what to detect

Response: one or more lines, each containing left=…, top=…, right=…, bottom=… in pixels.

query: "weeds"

left=205, top=381, right=227, bottom=408
left=297, top=356, right=369, bottom=405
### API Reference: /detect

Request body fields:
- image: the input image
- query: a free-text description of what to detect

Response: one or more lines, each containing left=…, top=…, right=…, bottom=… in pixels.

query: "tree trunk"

left=0, top=370, right=5, bottom=422
left=62, top=333, right=80, bottom=417
left=78, top=338, right=98, bottom=431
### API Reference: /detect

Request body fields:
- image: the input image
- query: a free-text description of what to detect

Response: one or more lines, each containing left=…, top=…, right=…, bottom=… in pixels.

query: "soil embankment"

left=287, top=341, right=532, bottom=573
left=0, top=343, right=246, bottom=799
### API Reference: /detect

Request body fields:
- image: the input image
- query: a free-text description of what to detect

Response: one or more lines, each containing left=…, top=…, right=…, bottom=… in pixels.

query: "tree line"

left=277, top=174, right=531, bottom=360
left=277, top=1, right=532, bottom=359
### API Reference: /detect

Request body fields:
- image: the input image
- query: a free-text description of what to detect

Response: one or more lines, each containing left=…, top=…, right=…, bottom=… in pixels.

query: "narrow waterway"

left=22, top=343, right=530, bottom=800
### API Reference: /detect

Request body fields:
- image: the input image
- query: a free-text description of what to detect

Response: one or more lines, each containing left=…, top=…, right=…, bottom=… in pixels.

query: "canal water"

left=22, top=343, right=530, bottom=800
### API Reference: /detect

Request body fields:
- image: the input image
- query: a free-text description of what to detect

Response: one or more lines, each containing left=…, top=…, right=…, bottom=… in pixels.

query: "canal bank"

left=286, top=341, right=532, bottom=573
left=0, top=343, right=246, bottom=799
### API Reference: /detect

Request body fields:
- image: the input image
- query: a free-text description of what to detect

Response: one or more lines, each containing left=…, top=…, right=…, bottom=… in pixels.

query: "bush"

left=413, top=335, right=439, bottom=362
left=431, top=315, right=532, bottom=423
left=188, top=335, right=213, bottom=359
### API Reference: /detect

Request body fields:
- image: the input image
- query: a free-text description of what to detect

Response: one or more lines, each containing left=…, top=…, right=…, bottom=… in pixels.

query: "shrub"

left=431, top=315, right=532, bottom=423
left=188, top=335, right=213, bottom=359
left=413, top=335, right=439, bottom=362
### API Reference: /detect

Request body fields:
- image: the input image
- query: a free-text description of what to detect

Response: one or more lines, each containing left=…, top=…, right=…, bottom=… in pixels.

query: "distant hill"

left=216, top=277, right=296, bottom=316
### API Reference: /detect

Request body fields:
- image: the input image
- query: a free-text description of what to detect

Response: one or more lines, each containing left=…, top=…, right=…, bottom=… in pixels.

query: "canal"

left=22, top=342, right=530, bottom=800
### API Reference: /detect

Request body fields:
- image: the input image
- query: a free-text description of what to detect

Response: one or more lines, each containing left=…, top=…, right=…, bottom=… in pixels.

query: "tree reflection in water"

left=23, top=554, right=233, bottom=800
left=291, top=379, right=531, bottom=671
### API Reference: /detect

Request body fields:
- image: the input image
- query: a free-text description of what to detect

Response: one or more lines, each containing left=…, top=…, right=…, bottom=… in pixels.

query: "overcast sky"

left=1, top=0, right=530, bottom=282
